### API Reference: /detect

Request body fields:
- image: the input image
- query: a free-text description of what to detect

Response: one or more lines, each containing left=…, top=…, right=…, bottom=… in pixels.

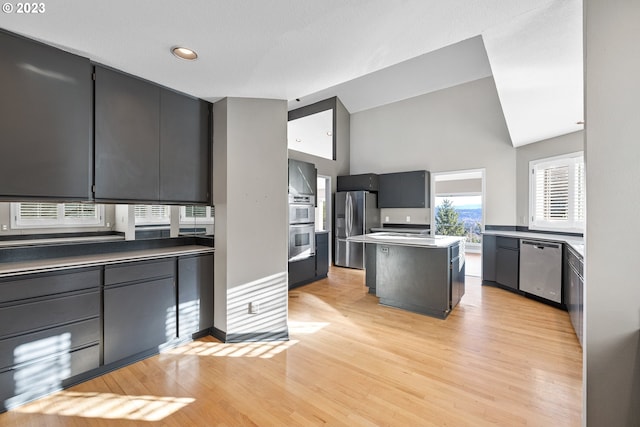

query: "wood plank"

left=0, top=266, right=582, bottom=426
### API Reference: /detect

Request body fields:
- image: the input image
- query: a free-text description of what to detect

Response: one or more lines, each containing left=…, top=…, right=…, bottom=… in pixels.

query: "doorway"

left=431, top=169, right=485, bottom=277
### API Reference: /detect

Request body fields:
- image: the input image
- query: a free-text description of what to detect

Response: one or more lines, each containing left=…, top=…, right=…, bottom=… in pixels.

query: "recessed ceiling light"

left=171, top=46, right=198, bottom=61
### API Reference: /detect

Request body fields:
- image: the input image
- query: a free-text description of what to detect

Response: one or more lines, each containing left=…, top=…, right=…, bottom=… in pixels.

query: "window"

left=11, top=202, right=104, bottom=228
left=180, top=206, right=214, bottom=224
left=529, top=152, right=585, bottom=232
left=134, top=205, right=170, bottom=225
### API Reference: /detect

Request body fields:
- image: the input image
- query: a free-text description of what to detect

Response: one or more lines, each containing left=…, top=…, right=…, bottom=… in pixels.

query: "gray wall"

left=213, top=97, right=289, bottom=337
left=350, top=76, right=516, bottom=227
left=585, top=1, right=640, bottom=425
left=515, top=130, right=584, bottom=227
left=435, top=178, right=483, bottom=195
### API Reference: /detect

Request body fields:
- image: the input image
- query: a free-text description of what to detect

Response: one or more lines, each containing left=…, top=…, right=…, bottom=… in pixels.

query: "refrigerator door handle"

left=346, top=193, right=353, bottom=237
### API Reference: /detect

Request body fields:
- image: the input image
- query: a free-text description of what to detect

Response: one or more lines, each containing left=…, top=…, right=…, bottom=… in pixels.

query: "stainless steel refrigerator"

left=334, top=191, right=379, bottom=269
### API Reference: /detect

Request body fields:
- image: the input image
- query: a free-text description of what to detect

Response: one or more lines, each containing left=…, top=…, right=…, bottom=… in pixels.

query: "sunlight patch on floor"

left=13, top=391, right=194, bottom=421
left=288, top=320, right=330, bottom=334
left=164, top=339, right=300, bottom=359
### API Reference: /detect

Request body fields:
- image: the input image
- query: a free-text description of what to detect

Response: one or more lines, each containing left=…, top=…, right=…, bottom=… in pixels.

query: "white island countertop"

left=348, top=232, right=464, bottom=248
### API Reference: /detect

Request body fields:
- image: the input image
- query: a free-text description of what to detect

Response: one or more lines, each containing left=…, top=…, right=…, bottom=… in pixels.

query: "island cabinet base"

left=375, top=244, right=463, bottom=319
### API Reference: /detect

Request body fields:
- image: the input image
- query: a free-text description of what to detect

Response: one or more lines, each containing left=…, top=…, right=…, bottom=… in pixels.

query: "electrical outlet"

left=248, top=302, right=261, bottom=314
left=1, top=224, right=7, bottom=231
left=406, top=216, right=411, bottom=222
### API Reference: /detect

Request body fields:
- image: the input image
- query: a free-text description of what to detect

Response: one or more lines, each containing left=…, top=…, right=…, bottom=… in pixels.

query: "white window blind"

left=134, top=205, right=170, bottom=225
left=180, top=206, right=214, bottom=224
left=12, top=203, right=104, bottom=228
left=530, top=153, right=585, bottom=232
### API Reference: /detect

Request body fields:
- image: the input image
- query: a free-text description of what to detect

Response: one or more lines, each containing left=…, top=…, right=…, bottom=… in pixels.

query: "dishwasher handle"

left=521, top=240, right=560, bottom=250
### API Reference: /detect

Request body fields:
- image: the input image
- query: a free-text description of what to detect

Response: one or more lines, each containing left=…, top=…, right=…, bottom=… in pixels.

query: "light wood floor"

left=0, top=267, right=582, bottom=426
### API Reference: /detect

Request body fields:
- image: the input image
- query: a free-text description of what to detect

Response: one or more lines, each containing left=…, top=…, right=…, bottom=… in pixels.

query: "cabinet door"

left=315, top=233, right=329, bottom=278
left=103, top=278, right=175, bottom=365
left=178, top=254, right=214, bottom=337
left=482, top=235, right=497, bottom=282
left=95, top=66, right=160, bottom=201
left=496, top=248, right=519, bottom=290
left=160, top=89, right=211, bottom=204
left=0, top=31, right=93, bottom=199
left=378, top=171, right=429, bottom=208
left=288, top=159, right=316, bottom=195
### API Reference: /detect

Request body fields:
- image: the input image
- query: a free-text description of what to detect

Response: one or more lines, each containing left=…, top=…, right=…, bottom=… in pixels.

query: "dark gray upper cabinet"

left=0, top=30, right=93, bottom=200
left=288, top=159, right=317, bottom=196
left=337, top=174, right=379, bottom=192
left=95, top=66, right=212, bottom=204
left=160, top=89, right=211, bottom=204
left=378, top=170, right=430, bottom=208
left=95, top=66, right=160, bottom=202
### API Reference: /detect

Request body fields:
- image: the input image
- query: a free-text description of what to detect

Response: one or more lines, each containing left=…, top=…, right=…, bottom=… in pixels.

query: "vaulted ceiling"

left=0, top=0, right=582, bottom=146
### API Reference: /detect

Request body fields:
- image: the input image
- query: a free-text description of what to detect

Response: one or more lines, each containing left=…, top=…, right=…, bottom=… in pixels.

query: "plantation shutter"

left=185, top=205, right=207, bottom=218
left=530, top=154, right=584, bottom=231
left=574, top=161, right=585, bottom=223
left=535, top=164, right=569, bottom=222
left=64, top=203, right=97, bottom=219
left=19, top=203, right=59, bottom=220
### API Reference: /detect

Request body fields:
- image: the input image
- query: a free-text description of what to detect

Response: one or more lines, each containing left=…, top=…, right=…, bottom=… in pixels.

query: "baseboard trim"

left=211, top=327, right=289, bottom=343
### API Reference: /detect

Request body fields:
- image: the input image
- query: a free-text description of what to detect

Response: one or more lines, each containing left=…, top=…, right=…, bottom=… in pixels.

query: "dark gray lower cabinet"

left=103, top=259, right=176, bottom=365
left=315, top=232, right=329, bottom=278
left=375, top=242, right=464, bottom=319
left=178, top=254, right=214, bottom=338
left=481, top=235, right=496, bottom=282
left=495, top=237, right=519, bottom=290
left=0, top=267, right=101, bottom=411
left=365, top=243, right=377, bottom=294
left=288, top=257, right=316, bottom=289
left=565, top=247, right=584, bottom=346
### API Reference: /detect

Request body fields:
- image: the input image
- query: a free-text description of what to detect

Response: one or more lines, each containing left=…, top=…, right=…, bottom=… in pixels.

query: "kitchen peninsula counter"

left=348, top=233, right=465, bottom=319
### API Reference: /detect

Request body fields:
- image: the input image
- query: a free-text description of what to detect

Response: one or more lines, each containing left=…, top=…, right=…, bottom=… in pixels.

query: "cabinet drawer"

left=0, top=318, right=100, bottom=371
left=496, top=237, right=519, bottom=250
left=0, top=343, right=99, bottom=411
left=0, top=290, right=100, bottom=339
left=0, top=268, right=101, bottom=303
left=105, top=258, right=175, bottom=286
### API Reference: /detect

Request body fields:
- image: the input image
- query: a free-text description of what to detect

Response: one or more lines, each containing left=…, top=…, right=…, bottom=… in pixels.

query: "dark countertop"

left=483, top=230, right=583, bottom=257
left=0, top=245, right=214, bottom=278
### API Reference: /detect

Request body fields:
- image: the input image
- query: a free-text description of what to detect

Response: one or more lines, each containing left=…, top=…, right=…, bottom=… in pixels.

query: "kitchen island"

left=348, top=233, right=465, bottom=319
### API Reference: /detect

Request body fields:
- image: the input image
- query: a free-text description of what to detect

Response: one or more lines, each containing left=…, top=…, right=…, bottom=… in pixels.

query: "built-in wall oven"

left=289, top=195, right=315, bottom=224
left=289, top=223, right=315, bottom=261
left=288, top=193, right=315, bottom=261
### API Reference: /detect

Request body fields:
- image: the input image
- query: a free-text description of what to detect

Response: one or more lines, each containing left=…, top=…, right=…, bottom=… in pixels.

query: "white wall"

left=515, top=130, right=584, bottom=227
left=584, top=1, right=640, bottom=425
left=213, top=97, right=289, bottom=340
left=350, top=76, right=516, bottom=227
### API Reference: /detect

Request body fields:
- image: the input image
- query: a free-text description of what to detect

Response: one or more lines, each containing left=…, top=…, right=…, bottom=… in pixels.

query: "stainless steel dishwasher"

left=519, top=239, right=562, bottom=303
